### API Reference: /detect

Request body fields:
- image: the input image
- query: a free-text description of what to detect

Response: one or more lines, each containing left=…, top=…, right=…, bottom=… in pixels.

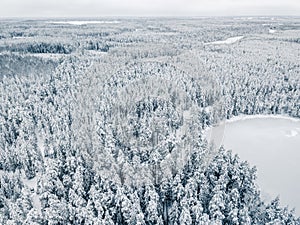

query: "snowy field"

left=206, top=116, right=300, bottom=215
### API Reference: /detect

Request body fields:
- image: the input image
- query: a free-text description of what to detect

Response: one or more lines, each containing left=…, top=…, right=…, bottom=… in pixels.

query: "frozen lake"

left=204, top=36, right=244, bottom=45
left=47, top=21, right=120, bottom=25
left=205, top=115, right=300, bottom=215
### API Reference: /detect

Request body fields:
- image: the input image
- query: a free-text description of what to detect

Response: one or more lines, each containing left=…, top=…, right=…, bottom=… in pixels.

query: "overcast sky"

left=1, top=0, right=300, bottom=17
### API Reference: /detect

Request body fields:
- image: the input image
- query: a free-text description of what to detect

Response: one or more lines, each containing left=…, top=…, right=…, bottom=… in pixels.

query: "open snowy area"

left=0, top=17, right=300, bottom=224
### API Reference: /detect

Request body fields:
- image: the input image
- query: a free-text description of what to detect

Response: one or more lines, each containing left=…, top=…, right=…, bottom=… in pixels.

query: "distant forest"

left=0, top=18, right=300, bottom=224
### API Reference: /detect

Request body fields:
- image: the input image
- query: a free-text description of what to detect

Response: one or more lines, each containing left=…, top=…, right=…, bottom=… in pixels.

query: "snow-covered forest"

left=0, top=17, right=300, bottom=224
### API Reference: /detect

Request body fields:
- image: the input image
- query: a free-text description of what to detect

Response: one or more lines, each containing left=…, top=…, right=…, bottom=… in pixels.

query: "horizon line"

left=1, top=15, right=300, bottom=19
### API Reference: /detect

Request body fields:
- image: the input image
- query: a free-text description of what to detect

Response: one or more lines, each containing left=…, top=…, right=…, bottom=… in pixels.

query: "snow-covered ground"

left=47, top=21, right=120, bottom=25
left=84, top=50, right=109, bottom=56
left=12, top=36, right=33, bottom=39
left=37, top=135, right=45, bottom=159
left=205, top=115, right=300, bottom=215
left=21, top=172, right=38, bottom=190
left=20, top=171, right=41, bottom=211
left=204, top=36, right=244, bottom=45
left=28, top=53, right=65, bottom=59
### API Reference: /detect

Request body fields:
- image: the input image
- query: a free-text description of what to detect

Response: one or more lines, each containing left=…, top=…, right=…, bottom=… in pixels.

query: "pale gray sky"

left=1, top=0, right=299, bottom=17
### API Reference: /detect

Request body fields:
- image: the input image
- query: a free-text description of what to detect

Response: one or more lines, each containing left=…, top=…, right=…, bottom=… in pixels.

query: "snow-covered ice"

left=206, top=115, right=300, bottom=216
left=204, top=36, right=244, bottom=45
left=47, top=21, right=120, bottom=25
left=285, top=130, right=298, bottom=137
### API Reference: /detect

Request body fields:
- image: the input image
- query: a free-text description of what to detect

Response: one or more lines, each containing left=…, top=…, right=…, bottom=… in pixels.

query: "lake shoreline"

left=204, top=114, right=300, bottom=216
left=203, top=114, right=300, bottom=135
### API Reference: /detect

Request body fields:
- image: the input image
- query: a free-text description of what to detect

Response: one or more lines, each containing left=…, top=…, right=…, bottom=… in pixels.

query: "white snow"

left=0, top=170, right=7, bottom=176
left=20, top=171, right=42, bottom=212
left=12, top=36, right=33, bottom=39
left=21, top=171, right=38, bottom=190
left=28, top=53, right=65, bottom=59
left=37, top=135, right=45, bottom=159
left=47, top=20, right=120, bottom=25
left=204, top=36, right=244, bottom=45
left=182, top=110, right=191, bottom=121
left=32, top=193, right=42, bottom=213
left=84, top=50, right=109, bottom=56
left=204, top=106, right=213, bottom=113
left=285, top=129, right=298, bottom=137
left=176, top=109, right=191, bottom=139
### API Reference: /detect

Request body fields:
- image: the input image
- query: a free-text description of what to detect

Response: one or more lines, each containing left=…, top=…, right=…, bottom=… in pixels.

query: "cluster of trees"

left=1, top=17, right=300, bottom=224
left=1, top=145, right=299, bottom=224
left=0, top=54, right=58, bottom=78
left=3, top=42, right=74, bottom=54
left=200, top=39, right=300, bottom=121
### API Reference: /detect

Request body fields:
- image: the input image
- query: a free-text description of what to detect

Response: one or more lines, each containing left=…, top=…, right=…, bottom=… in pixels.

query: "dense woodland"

left=0, top=17, right=300, bottom=224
